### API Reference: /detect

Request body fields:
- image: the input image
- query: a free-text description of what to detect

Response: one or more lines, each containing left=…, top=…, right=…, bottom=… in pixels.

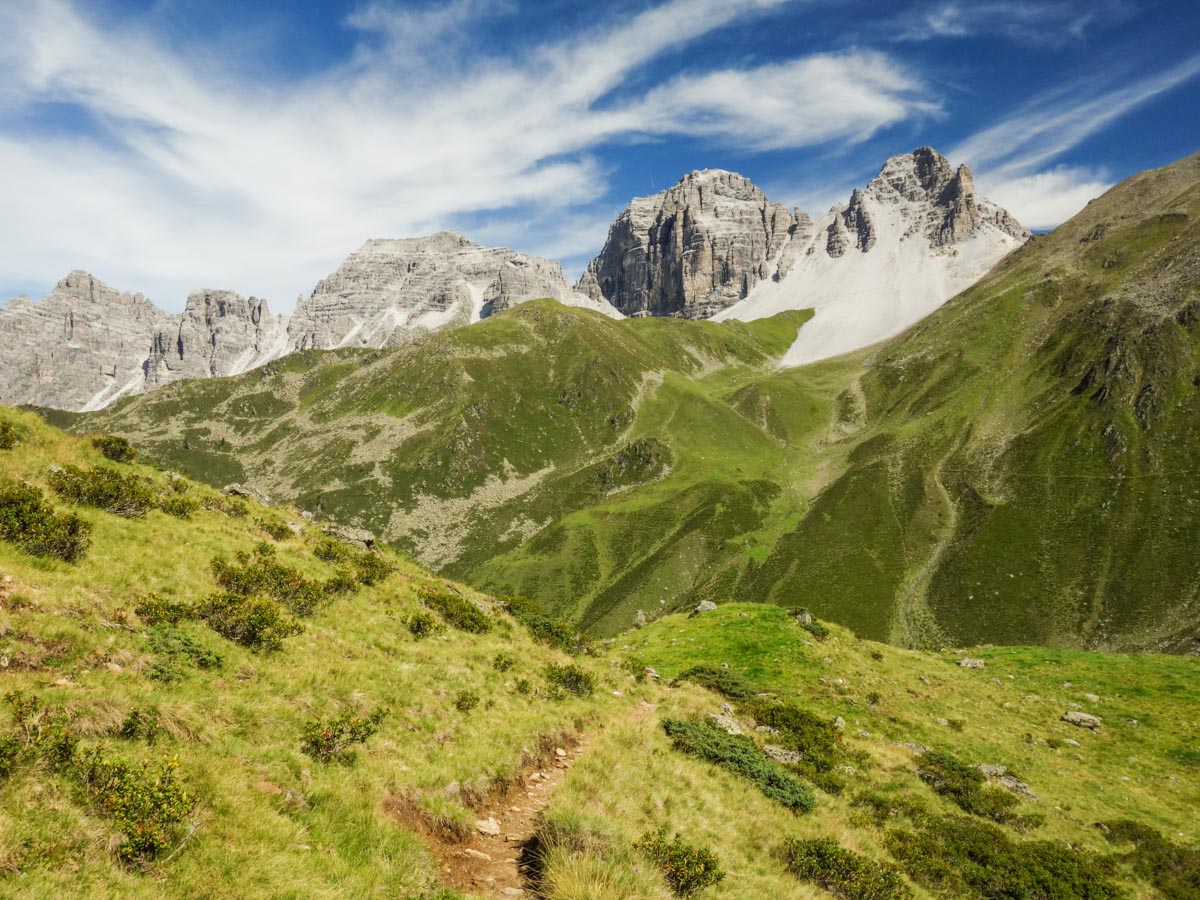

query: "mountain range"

left=52, top=148, right=1200, bottom=654
left=1, top=148, right=1023, bottom=412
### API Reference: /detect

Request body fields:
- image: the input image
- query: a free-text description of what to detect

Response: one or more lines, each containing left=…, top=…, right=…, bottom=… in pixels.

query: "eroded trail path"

left=433, top=700, right=658, bottom=897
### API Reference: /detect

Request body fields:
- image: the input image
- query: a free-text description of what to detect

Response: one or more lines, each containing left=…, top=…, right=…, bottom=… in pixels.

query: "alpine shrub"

left=453, top=690, right=480, bottom=713
left=0, top=480, right=92, bottom=562
left=780, top=837, right=910, bottom=899
left=917, top=750, right=1020, bottom=824
left=315, top=538, right=393, bottom=585
left=211, top=546, right=339, bottom=617
left=119, top=708, right=162, bottom=745
left=673, top=665, right=754, bottom=700
left=1103, top=819, right=1200, bottom=900
left=419, top=585, right=491, bottom=634
left=48, top=464, right=156, bottom=517
left=158, top=495, right=198, bottom=519
left=635, top=829, right=725, bottom=897
left=661, top=718, right=815, bottom=813
left=0, top=420, right=17, bottom=450
left=75, top=748, right=194, bottom=864
left=144, top=627, right=222, bottom=682
left=301, top=708, right=386, bottom=762
left=501, top=594, right=588, bottom=654
left=886, top=814, right=1121, bottom=899
left=91, top=435, right=137, bottom=463
left=257, top=517, right=293, bottom=541
left=493, top=651, right=516, bottom=672
left=196, top=592, right=303, bottom=651
left=406, top=611, right=445, bottom=639
left=134, top=594, right=196, bottom=627
left=545, top=662, right=596, bottom=698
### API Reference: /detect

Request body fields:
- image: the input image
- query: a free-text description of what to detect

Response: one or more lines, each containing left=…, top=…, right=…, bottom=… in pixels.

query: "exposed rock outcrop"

left=147, top=290, right=289, bottom=387
left=576, top=170, right=798, bottom=318
left=0, top=271, right=165, bottom=411
left=288, top=231, right=600, bottom=350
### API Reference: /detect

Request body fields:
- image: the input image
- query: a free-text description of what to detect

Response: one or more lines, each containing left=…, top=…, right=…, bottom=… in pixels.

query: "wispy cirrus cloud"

left=950, top=53, right=1200, bottom=229
left=893, top=0, right=1136, bottom=46
left=0, top=0, right=934, bottom=309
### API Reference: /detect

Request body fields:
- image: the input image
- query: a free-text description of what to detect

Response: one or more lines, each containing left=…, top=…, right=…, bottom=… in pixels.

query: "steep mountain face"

left=576, top=170, right=800, bottom=318
left=1, top=232, right=615, bottom=411
left=147, top=290, right=289, bottom=388
left=580, top=148, right=1028, bottom=362
left=716, top=147, right=1029, bottom=364
left=66, top=151, right=1200, bottom=654
left=0, top=271, right=165, bottom=412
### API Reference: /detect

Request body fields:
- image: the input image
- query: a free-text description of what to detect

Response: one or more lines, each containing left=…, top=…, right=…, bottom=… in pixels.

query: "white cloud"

left=895, top=1, right=1135, bottom=46
left=950, top=54, right=1200, bottom=229
left=979, top=166, right=1113, bottom=231
left=0, top=0, right=932, bottom=310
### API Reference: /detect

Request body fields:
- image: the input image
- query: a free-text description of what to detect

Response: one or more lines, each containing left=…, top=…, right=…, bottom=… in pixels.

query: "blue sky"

left=0, top=0, right=1197, bottom=311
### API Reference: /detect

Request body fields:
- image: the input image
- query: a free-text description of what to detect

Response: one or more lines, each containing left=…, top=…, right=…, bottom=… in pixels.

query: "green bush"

left=545, top=663, right=596, bottom=698
left=196, top=592, right=303, bottom=651
left=515, top=678, right=533, bottom=695
left=406, top=611, right=446, bottom=640
left=1103, top=819, right=1200, bottom=899
left=48, top=464, right=156, bottom=517
left=257, top=517, right=293, bottom=541
left=75, top=747, right=194, bottom=864
left=493, top=652, right=516, bottom=672
left=780, top=837, right=910, bottom=899
left=144, top=627, right=223, bottom=682
left=501, top=594, right=588, bottom=654
left=635, top=828, right=725, bottom=897
left=886, top=814, right=1120, bottom=899
left=207, top=495, right=248, bottom=518
left=91, top=434, right=137, bottom=463
left=673, top=665, right=754, bottom=700
left=917, top=750, right=1020, bottom=824
left=158, top=494, right=198, bottom=519
left=315, top=538, right=393, bottom=586
left=742, top=699, right=851, bottom=794
left=0, top=480, right=92, bottom=562
left=661, top=718, right=815, bottom=813
left=134, top=594, right=196, bottom=627
left=301, top=708, right=386, bottom=763
left=0, top=420, right=18, bottom=450
left=419, top=585, right=491, bottom=634
left=453, top=690, right=480, bottom=713
left=211, top=546, right=343, bottom=617
left=119, top=709, right=162, bottom=745
left=0, top=733, right=22, bottom=777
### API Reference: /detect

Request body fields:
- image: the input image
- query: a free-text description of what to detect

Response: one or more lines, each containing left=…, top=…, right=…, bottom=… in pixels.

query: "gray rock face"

left=576, top=170, right=798, bottom=318
left=288, top=231, right=579, bottom=350
left=0, top=271, right=164, bottom=411
left=148, top=290, right=288, bottom=387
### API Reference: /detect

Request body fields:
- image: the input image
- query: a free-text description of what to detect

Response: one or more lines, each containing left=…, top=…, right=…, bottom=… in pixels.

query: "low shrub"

left=501, top=595, right=588, bottom=654
left=779, top=837, right=911, bottom=899
left=1103, top=819, right=1200, bottom=899
left=799, top=618, right=830, bottom=641
left=118, top=708, right=162, bottom=745
left=635, top=829, right=725, bottom=897
left=207, top=495, right=248, bottom=518
left=211, top=546, right=342, bottom=617
left=301, top=707, right=386, bottom=763
left=885, top=814, right=1121, bottom=899
left=158, top=495, right=198, bottom=519
left=672, top=665, right=754, bottom=700
left=144, top=627, right=223, bottom=682
left=48, top=464, right=156, bottom=518
left=661, top=718, right=814, bottom=813
left=257, top=517, right=294, bottom=541
left=75, top=747, right=194, bottom=864
left=0, top=420, right=18, bottom=450
left=453, top=690, right=480, bottom=713
left=196, top=592, right=303, bottom=651
left=515, top=678, right=533, bottom=695
left=742, top=700, right=842, bottom=771
left=406, top=611, right=446, bottom=640
left=315, top=538, right=393, bottom=585
left=916, top=750, right=1020, bottom=824
left=0, top=480, right=92, bottom=562
left=419, top=585, right=491, bottom=634
left=91, top=435, right=137, bottom=463
left=134, top=594, right=196, bottom=627
left=493, top=652, right=516, bottom=672
left=619, top=654, right=647, bottom=682
left=545, top=663, right=596, bottom=698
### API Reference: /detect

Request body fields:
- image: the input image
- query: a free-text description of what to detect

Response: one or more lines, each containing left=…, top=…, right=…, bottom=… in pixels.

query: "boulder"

left=1062, top=711, right=1102, bottom=729
left=475, top=817, right=501, bottom=836
left=321, top=523, right=376, bottom=549
left=693, top=600, right=718, bottom=614
left=958, top=658, right=986, bottom=669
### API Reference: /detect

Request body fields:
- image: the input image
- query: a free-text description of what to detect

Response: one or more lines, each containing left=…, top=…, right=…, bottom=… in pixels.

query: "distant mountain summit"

left=580, top=148, right=1028, bottom=362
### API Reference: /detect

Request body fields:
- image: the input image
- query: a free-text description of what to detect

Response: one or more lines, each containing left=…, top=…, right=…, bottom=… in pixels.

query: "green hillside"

left=3, top=409, right=1198, bottom=898
left=60, top=152, right=1200, bottom=652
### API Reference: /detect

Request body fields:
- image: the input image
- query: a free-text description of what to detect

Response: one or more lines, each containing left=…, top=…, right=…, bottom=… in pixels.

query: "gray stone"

left=763, top=745, right=802, bottom=764
left=223, top=483, right=273, bottom=505
left=1062, top=711, right=1102, bottom=729
left=321, top=523, right=376, bottom=549
left=709, top=713, right=742, bottom=735
left=958, top=657, right=986, bottom=669
left=1083, top=693, right=1101, bottom=703
left=475, top=817, right=501, bottom=836
left=693, top=600, right=718, bottom=614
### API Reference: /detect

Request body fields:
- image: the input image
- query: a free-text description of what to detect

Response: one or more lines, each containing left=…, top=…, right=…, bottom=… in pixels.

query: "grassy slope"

left=61, top=152, right=1200, bottom=653
left=2, top=410, right=1198, bottom=898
